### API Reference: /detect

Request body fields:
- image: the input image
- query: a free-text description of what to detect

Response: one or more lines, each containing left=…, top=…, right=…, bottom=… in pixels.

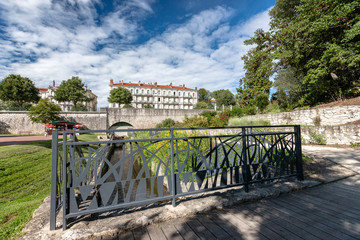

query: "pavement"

left=0, top=135, right=52, bottom=146
left=19, top=145, right=360, bottom=240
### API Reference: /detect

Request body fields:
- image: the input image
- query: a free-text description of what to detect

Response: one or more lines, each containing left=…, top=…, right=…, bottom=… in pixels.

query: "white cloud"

left=0, top=2, right=272, bottom=107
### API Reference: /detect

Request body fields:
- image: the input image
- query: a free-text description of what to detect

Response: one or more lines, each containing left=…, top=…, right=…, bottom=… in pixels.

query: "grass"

left=229, top=117, right=270, bottom=126
left=0, top=134, right=98, bottom=239
left=0, top=140, right=52, bottom=239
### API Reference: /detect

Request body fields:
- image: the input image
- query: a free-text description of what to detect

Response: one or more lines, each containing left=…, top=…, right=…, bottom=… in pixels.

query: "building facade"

left=109, top=80, right=198, bottom=109
left=38, top=81, right=98, bottom=111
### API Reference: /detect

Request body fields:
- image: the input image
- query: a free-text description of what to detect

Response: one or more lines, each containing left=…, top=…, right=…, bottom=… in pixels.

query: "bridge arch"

left=108, top=122, right=134, bottom=138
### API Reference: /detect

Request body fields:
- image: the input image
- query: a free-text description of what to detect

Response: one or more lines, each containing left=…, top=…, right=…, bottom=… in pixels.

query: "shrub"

left=229, top=105, right=243, bottom=117
left=156, top=118, right=176, bottom=128
left=243, top=105, right=257, bottom=115
left=194, top=102, right=208, bottom=109
left=309, top=130, right=326, bottom=145
left=313, top=116, right=321, bottom=126
left=123, top=104, right=133, bottom=108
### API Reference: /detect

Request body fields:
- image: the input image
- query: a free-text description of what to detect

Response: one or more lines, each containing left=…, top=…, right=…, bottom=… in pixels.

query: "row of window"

left=133, top=96, right=193, bottom=103
left=129, top=88, right=196, bottom=97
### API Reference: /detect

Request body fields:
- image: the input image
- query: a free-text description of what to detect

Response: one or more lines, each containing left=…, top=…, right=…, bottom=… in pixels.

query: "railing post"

left=170, top=129, right=176, bottom=207
left=62, top=132, right=68, bottom=230
left=242, top=128, right=249, bottom=192
left=295, top=125, right=304, bottom=181
left=50, top=130, right=58, bottom=230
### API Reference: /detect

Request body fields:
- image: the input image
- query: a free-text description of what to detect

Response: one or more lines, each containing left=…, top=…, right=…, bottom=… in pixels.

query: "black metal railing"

left=50, top=125, right=303, bottom=230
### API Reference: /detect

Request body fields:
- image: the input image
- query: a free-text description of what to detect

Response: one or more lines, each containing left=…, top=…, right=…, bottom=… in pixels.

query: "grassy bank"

left=0, top=134, right=98, bottom=239
left=0, top=140, right=52, bottom=239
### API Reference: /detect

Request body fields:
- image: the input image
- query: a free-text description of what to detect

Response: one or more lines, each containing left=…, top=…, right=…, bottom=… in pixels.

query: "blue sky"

left=0, top=0, right=275, bottom=107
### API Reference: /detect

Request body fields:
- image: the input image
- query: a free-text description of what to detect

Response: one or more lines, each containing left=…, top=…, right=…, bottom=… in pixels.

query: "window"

left=158, top=90, right=160, bottom=94
left=136, top=89, right=139, bottom=94
left=147, top=90, right=150, bottom=94
left=183, top=92, right=185, bottom=96
left=153, top=90, right=155, bottom=94
left=178, top=92, right=181, bottom=96
left=174, top=91, right=176, bottom=96
left=158, top=97, right=160, bottom=102
left=142, top=89, right=144, bottom=94
left=163, top=91, right=165, bottom=95
left=193, top=93, right=195, bottom=97
left=168, top=91, right=171, bottom=95
left=131, top=89, right=133, bottom=93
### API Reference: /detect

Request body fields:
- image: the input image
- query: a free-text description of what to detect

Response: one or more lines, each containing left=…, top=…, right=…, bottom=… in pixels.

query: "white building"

left=109, top=79, right=198, bottom=109
left=38, top=81, right=98, bottom=111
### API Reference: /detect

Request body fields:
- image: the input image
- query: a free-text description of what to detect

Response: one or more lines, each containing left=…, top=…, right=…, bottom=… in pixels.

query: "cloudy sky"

left=0, top=0, right=275, bottom=107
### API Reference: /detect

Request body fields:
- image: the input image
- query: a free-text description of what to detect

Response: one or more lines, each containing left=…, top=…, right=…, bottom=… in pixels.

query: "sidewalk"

left=0, top=135, right=51, bottom=146
left=20, top=145, right=360, bottom=240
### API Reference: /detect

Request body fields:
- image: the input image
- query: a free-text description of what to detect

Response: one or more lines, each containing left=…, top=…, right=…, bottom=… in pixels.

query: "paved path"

left=115, top=146, right=360, bottom=240
left=0, top=135, right=51, bottom=146
left=302, top=145, right=360, bottom=173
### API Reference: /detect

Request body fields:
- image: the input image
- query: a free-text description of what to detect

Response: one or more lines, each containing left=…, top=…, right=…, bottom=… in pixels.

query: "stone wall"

left=0, top=109, right=204, bottom=134
left=243, top=106, right=360, bottom=126
left=302, top=125, right=360, bottom=145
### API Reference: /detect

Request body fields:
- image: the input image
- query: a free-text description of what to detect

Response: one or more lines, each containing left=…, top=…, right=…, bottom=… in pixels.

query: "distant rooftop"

left=110, top=79, right=197, bottom=91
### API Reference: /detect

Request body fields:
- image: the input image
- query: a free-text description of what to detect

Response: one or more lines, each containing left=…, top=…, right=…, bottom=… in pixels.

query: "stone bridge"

left=0, top=108, right=204, bottom=134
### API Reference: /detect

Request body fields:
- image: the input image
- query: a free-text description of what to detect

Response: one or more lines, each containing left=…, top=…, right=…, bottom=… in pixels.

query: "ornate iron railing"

left=50, top=125, right=303, bottom=230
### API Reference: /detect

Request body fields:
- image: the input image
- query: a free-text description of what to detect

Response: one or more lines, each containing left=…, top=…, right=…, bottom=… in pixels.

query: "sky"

left=0, top=0, right=275, bottom=108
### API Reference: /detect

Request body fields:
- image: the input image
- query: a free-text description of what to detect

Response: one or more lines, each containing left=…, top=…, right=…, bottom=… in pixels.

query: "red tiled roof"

left=38, top=88, right=48, bottom=91
left=112, top=81, right=196, bottom=91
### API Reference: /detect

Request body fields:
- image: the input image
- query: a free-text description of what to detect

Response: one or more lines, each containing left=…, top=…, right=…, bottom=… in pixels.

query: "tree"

left=28, top=98, right=61, bottom=124
left=211, top=89, right=236, bottom=107
left=194, top=101, right=208, bottom=109
left=198, top=88, right=211, bottom=102
left=54, top=76, right=89, bottom=108
left=0, top=74, right=40, bottom=107
left=108, top=87, right=133, bottom=107
left=240, top=0, right=360, bottom=107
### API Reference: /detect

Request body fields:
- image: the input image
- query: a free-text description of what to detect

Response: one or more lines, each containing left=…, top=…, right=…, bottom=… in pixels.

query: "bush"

left=265, top=103, right=282, bottom=113
left=156, top=118, right=176, bottom=128
left=309, top=131, right=326, bottom=145
left=229, top=105, right=243, bottom=117
left=194, top=102, right=208, bottom=109
left=123, top=104, right=133, bottom=108
left=243, top=105, right=257, bottom=115
left=71, top=104, right=87, bottom=111
left=144, top=104, right=153, bottom=108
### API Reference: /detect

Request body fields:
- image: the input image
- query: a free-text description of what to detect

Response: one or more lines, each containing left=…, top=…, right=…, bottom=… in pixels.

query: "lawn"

left=0, top=134, right=98, bottom=239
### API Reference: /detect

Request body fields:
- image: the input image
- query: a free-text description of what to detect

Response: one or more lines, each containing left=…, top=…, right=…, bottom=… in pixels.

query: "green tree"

left=240, top=0, right=360, bottom=107
left=71, top=103, right=88, bottom=111
left=211, top=89, right=236, bottom=107
left=108, top=87, right=133, bottom=106
left=54, top=76, right=89, bottom=108
left=28, top=98, right=61, bottom=124
left=0, top=74, right=40, bottom=108
left=198, top=88, right=211, bottom=102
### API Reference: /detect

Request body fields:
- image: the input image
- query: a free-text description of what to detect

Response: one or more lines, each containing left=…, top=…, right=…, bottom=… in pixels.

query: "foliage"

left=240, top=0, right=360, bottom=107
left=265, top=103, right=282, bottom=113
left=123, top=103, right=133, bottom=108
left=0, top=101, right=32, bottom=111
left=229, top=118, right=270, bottom=127
left=54, top=76, right=89, bottom=108
left=179, top=111, right=229, bottom=128
left=0, top=74, right=40, bottom=107
left=144, top=104, right=153, bottom=108
left=155, top=118, right=176, bottom=128
left=242, top=105, right=257, bottom=115
left=313, top=116, right=321, bottom=127
left=211, top=89, right=236, bottom=107
left=108, top=87, right=133, bottom=106
left=194, top=101, right=208, bottom=109
left=28, top=98, right=62, bottom=124
left=229, top=105, right=244, bottom=117
left=309, top=130, right=327, bottom=145
left=198, top=88, right=211, bottom=102
left=71, top=103, right=88, bottom=111
left=0, top=141, right=52, bottom=239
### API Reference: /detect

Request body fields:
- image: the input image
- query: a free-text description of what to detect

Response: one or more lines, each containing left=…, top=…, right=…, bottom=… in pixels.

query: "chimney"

left=154, top=82, right=157, bottom=87
left=53, top=80, right=55, bottom=87
left=138, top=81, right=141, bottom=86
left=110, top=79, right=114, bottom=85
left=195, top=87, right=197, bottom=90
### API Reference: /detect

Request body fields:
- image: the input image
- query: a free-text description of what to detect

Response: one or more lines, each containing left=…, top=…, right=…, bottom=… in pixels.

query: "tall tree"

left=0, top=74, right=40, bottom=107
left=54, top=76, right=89, bottom=108
left=198, top=88, right=211, bottom=102
left=108, top=87, right=133, bottom=107
left=240, top=0, right=360, bottom=107
left=211, top=89, right=236, bottom=107
left=28, top=98, right=61, bottom=124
